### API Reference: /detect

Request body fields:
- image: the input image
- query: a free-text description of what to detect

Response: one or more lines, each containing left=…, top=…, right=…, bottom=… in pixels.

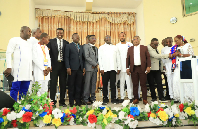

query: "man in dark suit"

left=126, top=36, right=151, bottom=105
left=65, top=33, right=85, bottom=107
left=47, top=28, right=69, bottom=107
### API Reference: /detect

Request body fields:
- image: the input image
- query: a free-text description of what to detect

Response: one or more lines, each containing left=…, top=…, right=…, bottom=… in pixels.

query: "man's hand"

left=146, top=67, right=150, bottom=74
left=50, top=67, right=52, bottom=72
left=3, top=68, right=11, bottom=77
left=83, top=68, right=85, bottom=76
left=92, top=66, right=95, bottom=69
left=67, top=68, right=71, bottom=75
left=46, top=67, right=51, bottom=75
left=172, top=52, right=179, bottom=57
left=117, top=70, right=121, bottom=75
left=163, top=66, right=166, bottom=71
left=126, top=69, right=131, bottom=76
left=100, top=70, right=104, bottom=75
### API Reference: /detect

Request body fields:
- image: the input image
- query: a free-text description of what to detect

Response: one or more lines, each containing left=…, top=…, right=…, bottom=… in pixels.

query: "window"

left=182, top=0, right=198, bottom=17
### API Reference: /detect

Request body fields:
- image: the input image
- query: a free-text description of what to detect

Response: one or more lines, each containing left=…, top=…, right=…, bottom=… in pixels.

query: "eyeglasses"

left=154, top=43, right=160, bottom=46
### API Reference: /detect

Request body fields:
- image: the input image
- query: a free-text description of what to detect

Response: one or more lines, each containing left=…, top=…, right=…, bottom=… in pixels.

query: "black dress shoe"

left=130, top=99, right=133, bottom=103
left=151, top=98, right=157, bottom=102
left=118, top=99, right=124, bottom=103
left=75, top=103, right=81, bottom=106
left=159, top=98, right=168, bottom=103
left=59, top=103, right=67, bottom=107
left=102, top=98, right=109, bottom=105
left=165, top=96, right=171, bottom=100
left=111, top=99, right=119, bottom=104
left=139, top=98, right=142, bottom=101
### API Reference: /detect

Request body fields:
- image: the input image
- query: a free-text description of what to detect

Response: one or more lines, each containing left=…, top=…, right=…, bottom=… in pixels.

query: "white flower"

left=21, top=98, right=24, bottom=100
left=0, top=108, right=5, bottom=112
left=7, top=111, right=17, bottom=121
left=122, top=100, right=130, bottom=107
left=17, top=101, right=21, bottom=104
left=124, top=117, right=131, bottom=125
left=39, top=106, right=43, bottom=110
left=113, top=107, right=121, bottom=112
left=92, top=101, right=103, bottom=108
left=102, top=108, right=107, bottom=115
left=16, top=110, right=25, bottom=118
left=114, top=124, right=123, bottom=129
left=87, top=120, right=95, bottom=128
left=171, top=104, right=179, bottom=115
left=52, top=108, right=63, bottom=119
left=151, top=101, right=158, bottom=108
left=36, top=112, right=39, bottom=116
left=195, top=109, right=198, bottom=117
left=25, top=104, right=31, bottom=110
left=105, top=123, right=114, bottom=129
left=137, top=105, right=141, bottom=111
left=155, top=118, right=162, bottom=125
left=119, top=111, right=125, bottom=120
left=111, top=117, right=118, bottom=123
left=163, top=120, right=168, bottom=125
left=36, top=120, right=45, bottom=128
left=172, top=117, right=176, bottom=125
left=160, top=103, right=165, bottom=107
left=164, top=108, right=173, bottom=118
left=128, top=120, right=138, bottom=128
left=144, top=103, right=150, bottom=112
left=79, top=117, right=82, bottom=122
left=69, top=117, right=74, bottom=125
left=179, top=112, right=188, bottom=119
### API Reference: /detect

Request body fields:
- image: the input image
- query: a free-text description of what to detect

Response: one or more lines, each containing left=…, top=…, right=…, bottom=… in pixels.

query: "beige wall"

left=143, top=0, right=198, bottom=55
left=136, top=0, right=145, bottom=45
left=0, top=0, right=35, bottom=52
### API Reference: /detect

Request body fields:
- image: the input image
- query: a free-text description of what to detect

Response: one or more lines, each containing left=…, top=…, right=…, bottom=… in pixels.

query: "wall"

left=135, top=0, right=145, bottom=45
left=0, top=0, right=34, bottom=52
left=143, top=0, right=198, bottom=55
left=29, top=0, right=36, bottom=29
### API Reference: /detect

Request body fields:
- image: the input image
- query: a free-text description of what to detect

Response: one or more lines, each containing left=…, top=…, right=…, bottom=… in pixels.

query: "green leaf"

left=171, top=100, right=174, bottom=106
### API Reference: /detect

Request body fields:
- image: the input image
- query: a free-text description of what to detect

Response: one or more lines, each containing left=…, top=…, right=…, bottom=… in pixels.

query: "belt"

left=58, top=60, right=63, bottom=62
left=134, top=65, right=141, bottom=67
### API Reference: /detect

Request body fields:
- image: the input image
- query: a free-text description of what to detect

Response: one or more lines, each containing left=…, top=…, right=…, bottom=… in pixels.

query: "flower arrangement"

left=0, top=83, right=198, bottom=129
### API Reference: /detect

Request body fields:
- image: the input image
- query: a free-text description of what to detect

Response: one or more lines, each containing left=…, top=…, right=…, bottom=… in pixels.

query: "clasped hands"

left=100, top=70, right=121, bottom=75
left=43, top=67, right=51, bottom=76
left=169, top=51, right=182, bottom=58
left=67, top=68, right=86, bottom=76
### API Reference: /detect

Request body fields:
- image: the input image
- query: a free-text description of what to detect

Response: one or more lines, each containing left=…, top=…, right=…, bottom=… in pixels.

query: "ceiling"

left=34, top=0, right=142, bottom=9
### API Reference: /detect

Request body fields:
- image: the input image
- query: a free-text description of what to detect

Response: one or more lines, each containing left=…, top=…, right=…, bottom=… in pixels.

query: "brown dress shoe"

left=133, top=99, right=139, bottom=104
left=143, top=100, right=148, bottom=105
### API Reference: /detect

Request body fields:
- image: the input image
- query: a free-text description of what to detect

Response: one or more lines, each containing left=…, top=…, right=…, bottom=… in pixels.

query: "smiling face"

left=57, top=30, right=64, bottom=39
left=166, top=38, right=172, bottom=47
left=119, top=33, right=126, bottom=42
left=72, top=34, right=80, bottom=43
left=174, top=37, right=182, bottom=46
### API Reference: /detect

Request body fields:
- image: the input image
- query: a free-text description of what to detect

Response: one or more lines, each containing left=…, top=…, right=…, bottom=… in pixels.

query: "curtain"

left=36, top=9, right=136, bottom=89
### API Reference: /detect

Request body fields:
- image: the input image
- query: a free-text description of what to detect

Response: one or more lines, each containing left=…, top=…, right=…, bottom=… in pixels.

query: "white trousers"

left=165, top=63, right=174, bottom=99
left=28, top=76, right=35, bottom=94
left=37, top=80, right=48, bottom=96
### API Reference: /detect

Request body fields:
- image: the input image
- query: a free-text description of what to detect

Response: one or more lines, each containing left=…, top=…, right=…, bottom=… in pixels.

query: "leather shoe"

left=133, top=99, right=139, bottom=104
left=75, top=103, right=81, bottom=106
left=59, top=103, right=67, bottom=107
left=143, top=100, right=148, bottom=105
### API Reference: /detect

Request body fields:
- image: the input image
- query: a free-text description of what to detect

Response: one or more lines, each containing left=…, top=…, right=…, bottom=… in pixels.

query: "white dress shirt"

left=134, top=44, right=141, bottom=65
left=116, top=42, right=133, bottom=72
left=98, top=43, right=121, bottom=72
left=57, top=38, right=63, bottom=61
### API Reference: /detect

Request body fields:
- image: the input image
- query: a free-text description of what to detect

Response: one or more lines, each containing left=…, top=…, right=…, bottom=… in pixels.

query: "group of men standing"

left=5, top=26, right=177, bottom=107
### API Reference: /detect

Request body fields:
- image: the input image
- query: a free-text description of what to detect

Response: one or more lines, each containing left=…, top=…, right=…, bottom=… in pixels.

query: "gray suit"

left=83, top=44, right=98, bottom=102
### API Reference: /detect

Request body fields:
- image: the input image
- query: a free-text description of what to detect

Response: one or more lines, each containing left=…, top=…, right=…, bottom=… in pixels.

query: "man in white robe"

left=161, top=37, right=174, bottom=99
left=4, top=26, right=33, bottom=101
left=33, top=33, right=51, bottom=96
left=28, top=28, right=42, bottom=93
left=116, top=32, right=134, bottom=103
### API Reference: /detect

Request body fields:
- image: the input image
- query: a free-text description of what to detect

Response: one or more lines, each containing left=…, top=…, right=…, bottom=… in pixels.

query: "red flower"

left=128, top=114, right=134, bottom=119
left=2, top=108, right=10, bottom=116
left=179, top=104, right=184, bottom=112
left=156, top=108, right=164, bottom=113
left=147, top=111, right=151, bottom=117
left=22, top=112, right=33, bottom=122
left=88, top=114, right=97, bottom=124
left=70, top=107, right=77, bottom=114
left=47, top=110, right=52, bottom=115
left=11, top=120, right=17, bottom=127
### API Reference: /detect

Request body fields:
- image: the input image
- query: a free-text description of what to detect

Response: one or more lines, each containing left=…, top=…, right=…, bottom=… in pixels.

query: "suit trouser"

left=50, top=61, right=67, bottom=104
left=163, top=74, right=170, bottom=97
left=131, top=66, right=147, bottom=100
left=37, top=80, right=49, bottom=96
left=83, top=70, right=97, bottom=102
left=119, top=72, right=133, bottom=99
left=107, top=75, right=118, bottom=99
left=68, top=68, right=83, bottom=105
left=102, top=70, right=116, bottom=100
left=10, top=81, right=30, bottom=101
left=147, top=70, right=164, bottom=99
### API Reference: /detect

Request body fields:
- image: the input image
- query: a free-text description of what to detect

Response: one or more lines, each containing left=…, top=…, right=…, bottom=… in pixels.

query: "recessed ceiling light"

left=190, top=3, right=192, bottom=4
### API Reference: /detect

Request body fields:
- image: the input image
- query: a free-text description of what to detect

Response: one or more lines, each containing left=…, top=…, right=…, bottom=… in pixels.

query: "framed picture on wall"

left=181, top=0, right=198, bottom=17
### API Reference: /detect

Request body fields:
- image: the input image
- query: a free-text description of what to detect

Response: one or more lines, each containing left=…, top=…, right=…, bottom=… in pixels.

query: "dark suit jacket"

left=47, top=38, right=69, bottom=69
left=65, top=42, right=85, bottom=70
left=126, top=45, right=151, bottom=73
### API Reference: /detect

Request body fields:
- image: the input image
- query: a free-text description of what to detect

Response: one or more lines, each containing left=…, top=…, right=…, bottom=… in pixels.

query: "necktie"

left=75, top=43, right=79, bottom=52
left=59, top=39, right=63, bottom=60
left=156, top=49, right=161, bottom=69
left=92, top=46, right=96, bottom=55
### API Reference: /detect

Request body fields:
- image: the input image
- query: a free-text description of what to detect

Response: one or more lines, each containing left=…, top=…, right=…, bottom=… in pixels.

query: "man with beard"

left=4, top=26, right=42, bottom=101
left=116, top=32, right=134, bottom=103
left=47, top=28, right=69, bottom=107
left=83, top=35, right=98, bottom=105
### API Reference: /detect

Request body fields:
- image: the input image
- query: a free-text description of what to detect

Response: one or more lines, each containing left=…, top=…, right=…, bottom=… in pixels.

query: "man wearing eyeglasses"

left=147, top=38, right=174, bottom=103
